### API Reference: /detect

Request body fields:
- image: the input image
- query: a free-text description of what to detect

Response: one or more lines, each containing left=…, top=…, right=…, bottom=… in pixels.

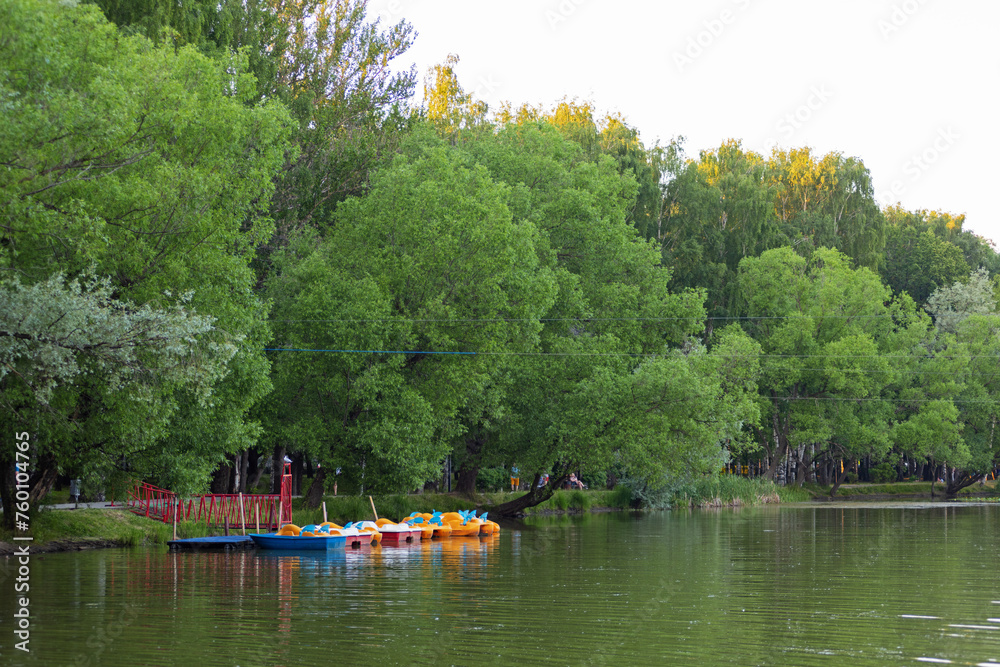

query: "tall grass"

left=617, top=475, right=789, bottom=509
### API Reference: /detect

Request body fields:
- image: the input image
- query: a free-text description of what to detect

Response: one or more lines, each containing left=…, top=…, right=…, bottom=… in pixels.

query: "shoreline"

left=3, top=485, right=995, bottom=554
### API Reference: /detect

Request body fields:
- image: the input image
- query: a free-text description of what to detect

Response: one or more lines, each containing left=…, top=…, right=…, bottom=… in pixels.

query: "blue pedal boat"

left=249, top=532, right=347, bottom=550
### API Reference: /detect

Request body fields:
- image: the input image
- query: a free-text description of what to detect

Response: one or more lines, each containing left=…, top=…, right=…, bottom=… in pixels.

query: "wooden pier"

left=167, top=535, right=255, bottom=551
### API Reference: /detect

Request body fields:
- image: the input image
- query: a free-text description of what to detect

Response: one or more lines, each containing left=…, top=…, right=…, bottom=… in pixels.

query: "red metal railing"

left=127, top=463, right=293, bottom=529
left=128, top=481, right=177, bottom=522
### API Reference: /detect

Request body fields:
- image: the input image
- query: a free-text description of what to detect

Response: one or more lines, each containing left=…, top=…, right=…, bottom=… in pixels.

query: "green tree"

left=737, top=247, right=926, bottom=492
left=263, top=129, right=557, bottom=497
left=660, top=140, right=783, bottom=323
left=767, top=147, right=886, bottom=269
left=0, top=0, right=291, bottom=519
left=455, top=122, right=754, bottom=514
left=882, top=226, right=970, bottom=304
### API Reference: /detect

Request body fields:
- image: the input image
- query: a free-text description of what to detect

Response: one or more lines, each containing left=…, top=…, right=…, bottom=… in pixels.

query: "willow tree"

left=660, top=140, right=783, bottom=324
left=922, top=272, right=1000, bottom=494
left=767, top=147, right=886, bottom=269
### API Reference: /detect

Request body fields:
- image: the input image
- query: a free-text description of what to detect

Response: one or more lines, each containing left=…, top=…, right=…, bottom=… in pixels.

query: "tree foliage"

left=0, top=0, right=291, bottom=519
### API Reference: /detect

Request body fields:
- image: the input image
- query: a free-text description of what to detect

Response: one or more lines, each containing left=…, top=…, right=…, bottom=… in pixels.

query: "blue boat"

left=249, top=532, right=347, bottom=550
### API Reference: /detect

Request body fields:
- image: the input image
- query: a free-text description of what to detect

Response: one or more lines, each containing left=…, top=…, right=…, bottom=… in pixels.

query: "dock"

left=167, top=535, right=256, bottom=551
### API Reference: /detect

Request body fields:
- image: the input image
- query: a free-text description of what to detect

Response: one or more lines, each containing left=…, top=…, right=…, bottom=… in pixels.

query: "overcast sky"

left=370, top=0, right=998, bottom=246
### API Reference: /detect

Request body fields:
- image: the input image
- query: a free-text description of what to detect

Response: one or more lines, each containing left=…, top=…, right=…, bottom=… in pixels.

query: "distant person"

left=569, top=473, right=584, bottom=490
left=511, top=466, right=519, bottom=491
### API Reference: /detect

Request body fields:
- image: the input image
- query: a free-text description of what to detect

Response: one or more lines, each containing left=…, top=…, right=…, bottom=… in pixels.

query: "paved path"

left=42, top=502, right=125, bottom=510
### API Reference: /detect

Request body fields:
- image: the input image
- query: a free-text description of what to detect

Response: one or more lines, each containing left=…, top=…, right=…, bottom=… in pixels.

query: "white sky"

left=370, top=0, right=998, bottom=245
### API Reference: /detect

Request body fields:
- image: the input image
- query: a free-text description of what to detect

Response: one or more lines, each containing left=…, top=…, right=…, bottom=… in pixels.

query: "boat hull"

left=250, top=533, right=346, bottom=550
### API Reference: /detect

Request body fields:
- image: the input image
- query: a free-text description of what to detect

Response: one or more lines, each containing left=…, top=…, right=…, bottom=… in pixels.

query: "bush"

left=606, top=485, right=638, bottom=509
left=870, top=461, right=899, bottom=484
left=476, top=467, right=509, bottom=492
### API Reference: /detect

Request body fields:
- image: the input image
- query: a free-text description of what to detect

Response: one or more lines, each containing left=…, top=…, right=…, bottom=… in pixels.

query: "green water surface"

left=1, top=503, right=998, bottom=666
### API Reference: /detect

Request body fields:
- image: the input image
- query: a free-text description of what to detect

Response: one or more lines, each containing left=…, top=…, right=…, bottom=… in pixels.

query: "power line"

left=264, top=347, right=1000, bottom=361
left=271, top=313, right=961, bottom=324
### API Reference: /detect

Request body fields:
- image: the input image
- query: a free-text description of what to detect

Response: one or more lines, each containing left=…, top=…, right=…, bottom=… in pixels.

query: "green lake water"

left=2, top=503, right=999, bottom=666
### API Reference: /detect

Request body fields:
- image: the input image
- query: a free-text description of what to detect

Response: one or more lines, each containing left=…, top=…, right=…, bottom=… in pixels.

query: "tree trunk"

left=794, top=445, right=812, bottom=487
left=455, top=435, right=484, bottom=495
left=211, top=462, right=232, bottom=494
left=238, top=450, right=250, bottom=494
left=247, top=450, right=264, bottom=492
left=455, top=465, right=479, bottom=495
left=304, top=465, right=327, bottom=508
left=230, top=453, right=241, bottom=494
left=27, top=452, right=60, bottom=505
left=830, top=467, right=848, bottom=497
left=0, top=450, right=16, bottom=530
left=489, top=471, right=571, bottom=517
left=291, top=456, right=304, bottom=496
left=945, top=471, right=983, bottom=497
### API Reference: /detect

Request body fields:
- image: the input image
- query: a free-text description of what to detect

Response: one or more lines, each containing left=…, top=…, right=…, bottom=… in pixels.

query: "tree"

left=922, top=271, right=1000, bottom=494
left=0, top=0, right=291, bottom=519
left=926, top=268, right=996, bottom=333
left=660, top=140, right=783, bottom=323
left=455, top=121, right=754, bottom=515
left=0, top=275, right=237, bottom=516
left=882, top=226, right=970, bottom=305
left=767, top=147, right=886, bottom=270
left=736, top=247, right=926, bottom=492
left=883, top=205, right=999, bottom=280
left=263, top=129, right=557, bottom=497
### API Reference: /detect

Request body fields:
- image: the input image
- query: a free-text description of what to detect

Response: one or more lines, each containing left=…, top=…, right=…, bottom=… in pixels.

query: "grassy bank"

left=660, top=476, right=809, bottom=509
left=804, top=479, right=998, bottom=499
left=291, top=481, right=789, bottom=523
left=0, top=507, right=214, bottom=552
left=12, top=477, right=988, bottom=552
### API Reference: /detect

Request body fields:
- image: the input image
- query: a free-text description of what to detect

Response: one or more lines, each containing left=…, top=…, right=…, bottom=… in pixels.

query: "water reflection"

left=3, top=507, right=999, bottom=666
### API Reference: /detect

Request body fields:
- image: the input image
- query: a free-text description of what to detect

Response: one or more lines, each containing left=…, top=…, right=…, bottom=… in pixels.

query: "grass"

left=674, top=476, right=789, bottom=508
left=803, top=479, right=997, bottom=498
left=289, top=488, right=630, bottom=524
left=0, top=507, right=215, bottom=548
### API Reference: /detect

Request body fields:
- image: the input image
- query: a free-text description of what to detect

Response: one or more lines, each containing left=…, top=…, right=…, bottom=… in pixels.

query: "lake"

left=2, top=503, right=999, bottom=665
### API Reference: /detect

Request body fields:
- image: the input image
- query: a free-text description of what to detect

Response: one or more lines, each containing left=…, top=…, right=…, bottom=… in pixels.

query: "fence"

left=127, top=463, right=293, bottom=529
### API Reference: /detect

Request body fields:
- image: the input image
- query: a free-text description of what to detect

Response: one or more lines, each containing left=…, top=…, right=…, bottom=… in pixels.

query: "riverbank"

left=4, top=479, right=994, bottom=553
left=0, top=507, right=209, bottom=554
left=0, top=488, right=632, bottom=553
left=806, top=479, right=999, bottom=501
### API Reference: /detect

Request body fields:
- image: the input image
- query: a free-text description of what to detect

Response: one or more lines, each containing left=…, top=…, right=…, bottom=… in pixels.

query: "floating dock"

left=167, top=535, right=255, bottom=551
